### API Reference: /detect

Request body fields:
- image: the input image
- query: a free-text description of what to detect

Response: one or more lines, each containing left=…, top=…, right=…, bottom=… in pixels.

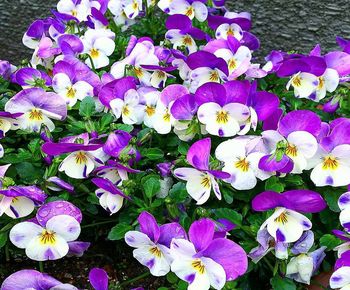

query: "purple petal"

left=335, top=250, right=350, bottom=270
left=171, top=94, right=198, bottom=120
left=166, top=15, right=192, bottom=30
left=186, top=51, right=229, bottom=76
left=1, top=270, right=62, bottom=290
left=47, top=176, right=74, bottom=193
left=291, top=231, right=314, bottom=254
left=320, top=118, right=350, bottom=151
left=278, top=110, right=321, bottom=137
left=189, top=218, right=215, bottom=252
left=187, top=138, right=211, bottom=170
left=158, top=222, right=187, bottom=247
left=249, top=91, right=280, bottom=121
left=42, top=142, right=103, bottom=156
left=68, top=241, right=91, bottom=257
left=91, top=178, right=130, bottom=200
left=89, top=268, right=108, bottom=290
left=137, top=211, right=160, bottom=243
left=160, top=84, right=189, bottom=107
left=201, top=238, right=248, bottom=280
left=325, top=51, right=350, bottom=77
left=102, top=130, right=132, bottom=158
left=276, top=58, right=311, bottom=77
left=195, top=82, right=227, bottom=107
left=241, top=31, right=260, bottom=51
left=206, top=170, right=231, bottom=179
left=36, top=200, right=82, bottom=227
left=207, top=15, right=251, bottom=31
left=332, top=230, right=350, bottom=242
left=258, top=154, right=291, bottom=172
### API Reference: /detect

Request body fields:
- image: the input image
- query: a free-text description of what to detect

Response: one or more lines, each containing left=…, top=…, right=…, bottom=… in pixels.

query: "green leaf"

left=214, top=208, right=242, bottom=226
left=323, top=190, right=342, bottom=212
left=169, top=182, right=188, bottom=202
left=270, top=275, right=296, bottom=290
left=15, top=162, right=43, bottom=183
left=142, top=148, right=164, bottom=160
left=28, top=138, right=41, bottom=154
left=143, top=176, right=161, bottom=198
left=99, top=113, right=114, bottom=130
left=320, top=234, right=342, bottom=250
left=166, top=272, right=178, bottom=284
left=265, top=176, right=284, bottom=193
left=178, top=142, right=189, bottom=155
left=0, top=232, right=8, bottom=249
left=79, top=96, right=96, bottom=118
left=108, top=223, right=132, bottom=240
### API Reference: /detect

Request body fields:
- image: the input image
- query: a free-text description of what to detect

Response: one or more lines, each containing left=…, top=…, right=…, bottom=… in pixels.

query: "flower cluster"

left=0, top=0, right=350, bottom=288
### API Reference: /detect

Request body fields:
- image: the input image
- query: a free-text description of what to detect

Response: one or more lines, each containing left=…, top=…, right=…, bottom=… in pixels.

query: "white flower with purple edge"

left=174, top=138, right=230, bottom=205
left=125, top=211, right=187, bottom=276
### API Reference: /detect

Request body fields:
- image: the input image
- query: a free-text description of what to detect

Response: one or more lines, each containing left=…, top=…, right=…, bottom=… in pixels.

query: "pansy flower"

left=5, top=88, right=67, bottom=132
left=0, top=165, right=47, bottom=219
left=330, top=251, right=350, bottom=290
left=92, top=177, right=131, bottom=215
left=174, top=138, right=230, bottom=204
left=13, top=67, right=51, bottom=88
left=215, top=137, right=271, bottom=190
left=252, top=190, right=326, bottom=249
left=170, top=218, right=247, bottom=290
left=125, top=211, right=187, bottom=276
left=42, top=133, right=106, bottom=179
left=168, top=0, right=208, bottom=22
left=52, top=60, right=95, bottom=107
left=308, top=118, right=350, bottom=187
left=332, top=230, right=350, bottom=258
left=108, top=0, right=136, bottom=30
left=0, top=112, right=21, bottom=138
left=258, top=110, right=321, bottom=174
left=195, top=83, right=250, bottom=137
left=57, top=0, right=101, bottom=22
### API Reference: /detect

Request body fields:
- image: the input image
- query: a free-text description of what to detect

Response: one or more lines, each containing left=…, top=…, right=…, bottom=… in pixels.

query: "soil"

left=0, top=239, right=167, bottom=289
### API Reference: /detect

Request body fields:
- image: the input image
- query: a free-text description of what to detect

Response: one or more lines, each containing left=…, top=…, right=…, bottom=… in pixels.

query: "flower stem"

left=39, top=261, right=44, bottom=273
left=119, top=271, right=150, bottom=287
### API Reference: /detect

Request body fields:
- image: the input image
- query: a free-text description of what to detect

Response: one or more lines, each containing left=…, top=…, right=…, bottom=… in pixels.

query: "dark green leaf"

left=142, top=148, right=164, bottom=160
left=270, top=275, right=296, bottom=290
left=108, top=223, right=132, bottom=240
left=79, top=96, right=96, bottom=117
left=143, top=177, right=161, bottom=198
left=214, top=208, right=242, bottom=226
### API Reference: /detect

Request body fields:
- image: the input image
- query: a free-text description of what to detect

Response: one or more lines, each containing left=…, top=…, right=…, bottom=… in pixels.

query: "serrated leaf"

left=108, top=223, right=132, bottom=240
left=320, top=234, right=342, bottom=250
left=214, top=208, right=242, bottom=226
left=79, top=96, right=96, bottom=118
left=142, top=148, right=164, bottom=160
left=143, top=177, right=161, bottom=198
left=270, top=275, right=296, bottom=290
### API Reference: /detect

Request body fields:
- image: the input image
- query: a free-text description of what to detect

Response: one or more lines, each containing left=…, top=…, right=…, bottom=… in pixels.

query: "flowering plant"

left=0, top=0, right=350, bottom=289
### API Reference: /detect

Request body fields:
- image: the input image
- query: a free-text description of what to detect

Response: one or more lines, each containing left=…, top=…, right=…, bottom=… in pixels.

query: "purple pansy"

left=125, top=211, right=187, bottom=276
left=174, top=138, right=230, bottom=204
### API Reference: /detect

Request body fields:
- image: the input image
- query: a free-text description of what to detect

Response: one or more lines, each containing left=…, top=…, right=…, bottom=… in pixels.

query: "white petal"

left=287, top=131, right=318, bottom=159
left=330, top=266, right=350, bottom=289
left=193, top=1, right=208, bottom=22
left=5, top=196, right=35, bottom=219
left=201, top=257, right=226, bottom=290
left=59, top=152, right=95, bottom=179
left=25, top=234, right=69, bottom=261
left=10, top=222, right=43, bottom=248
left=323, top=68, right=339, bottom=92
left=52, top=73, right=72, bottom=92
left=46, top=215, right=81, bottom=242
left=215, top=138, right=247, bottom=161
left=125, top=231, right=154, bottom=248
left=106, top=193, right=124, bottom=214
left=73, top=81, right=94, bottom=101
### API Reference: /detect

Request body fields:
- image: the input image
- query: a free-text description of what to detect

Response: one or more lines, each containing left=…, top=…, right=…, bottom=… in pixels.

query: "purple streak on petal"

left=137, top=211, right=160, bottom=243
left=187, top=138, right=211, bottom=170
left=206, top=169, right=231, bottom=179
left=278, top=110, right=321, bottom=137
left=335, top=250, right=350, bottom=270
left=158, top=222, right=187, bottom=247
left=47, top=176, right=74, bottom=193
left=89, top=268, right=108, bottom=290
left=189, top=218, right=215, bottom=252
left=276, top=229, right=286, bottom=242
left=36, top=200, right=82, bottom=227
left=332, top=230, right=350, bottom=242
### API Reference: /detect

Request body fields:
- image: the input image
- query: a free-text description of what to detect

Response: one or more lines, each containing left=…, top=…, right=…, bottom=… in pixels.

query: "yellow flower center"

left=149, top=246, right=162, bottom=258
left=182, top=35, right=193, bottom=46
left=75, top=152, right=88, bottom=165
left=132, top=1, right=139, bottom=10
left=201, top=175, right=211, bottom=189
left=40, top=230, right=56, bottom=245
left=29, top=109, right=43, bottom=121
left=122, top=105, right=130, bottom=117
left=185, top=6, right=194, bottom=17
left=216, top=110, right=229, bottom=124
left=292, top=75, right=302, bottom=87
left=235, top=158, right=249, bottom=172
left=145, top=105, right=155, bottom=117
left=134, top=67, right=144, bottom=78
left=209, top=70, right=219, bottom=82
left=156, top=71, right=166, bottom=78
left=227, top=27, right=234, bottom=36
left=71, top=10, right=78, bottom=17
left=322, top=156, right=338, bottom=170
left=90, top=48, right=100, bottom=59
left=163, top=109, right=171, bottom=122
left=318, top=77, right=325, bottom=89
left=286, top=144, right=298, bottom=157
left=275, top=211, right=288, bottom=224
left=67, top=86, right=76, bottom=98
left=228, top=58, right=237, bottom=70
left=192, top=259, right=205, bottom=274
